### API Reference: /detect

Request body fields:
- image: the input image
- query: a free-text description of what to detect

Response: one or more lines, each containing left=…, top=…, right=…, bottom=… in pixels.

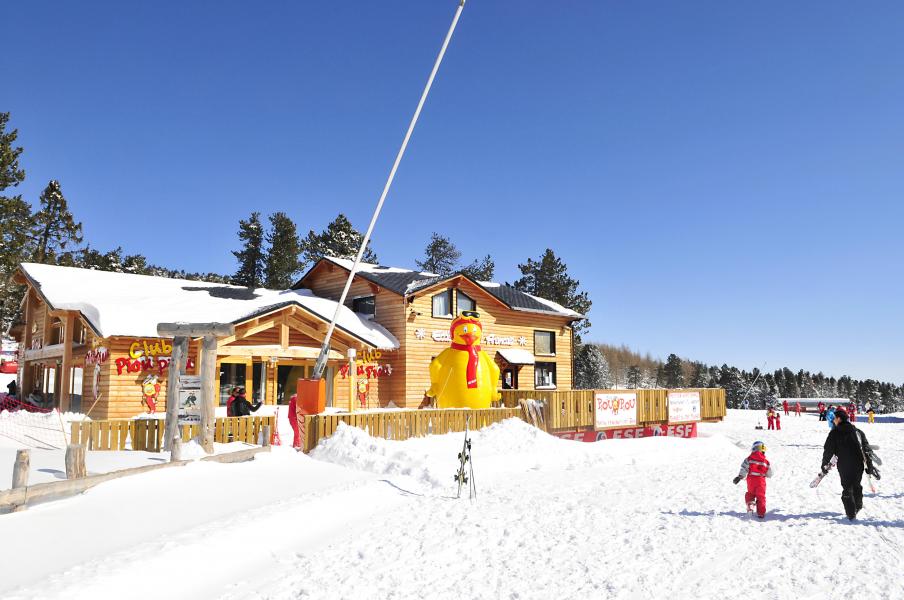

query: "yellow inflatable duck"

left=428, top=311, right=501, bottom=409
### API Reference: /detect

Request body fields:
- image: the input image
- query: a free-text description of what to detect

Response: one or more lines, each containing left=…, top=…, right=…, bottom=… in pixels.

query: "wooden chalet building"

left=11, top=263, right=397, bottom=419
left=294, top=257, right=583, bottom=408
left=9, top=258, right=582, bottom=417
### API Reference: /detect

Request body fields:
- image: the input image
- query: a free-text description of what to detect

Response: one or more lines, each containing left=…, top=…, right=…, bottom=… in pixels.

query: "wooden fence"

left=300, top=407, right=521, bottom=452
left=500, top=388, right=726, bottom=430
left=70, top=415, right=276, bottom=452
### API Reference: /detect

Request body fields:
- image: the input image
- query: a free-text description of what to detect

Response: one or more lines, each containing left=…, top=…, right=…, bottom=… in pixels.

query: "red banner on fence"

left=553, top=422, right=697, bottom=442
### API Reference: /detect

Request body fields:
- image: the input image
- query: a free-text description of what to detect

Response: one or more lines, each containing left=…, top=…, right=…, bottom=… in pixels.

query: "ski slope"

left=1, top=409, right=902, bottom=600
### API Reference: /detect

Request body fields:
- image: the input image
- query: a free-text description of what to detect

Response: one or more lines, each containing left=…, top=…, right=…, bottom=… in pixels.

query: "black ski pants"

left=838, top=464, right=863, bottom=519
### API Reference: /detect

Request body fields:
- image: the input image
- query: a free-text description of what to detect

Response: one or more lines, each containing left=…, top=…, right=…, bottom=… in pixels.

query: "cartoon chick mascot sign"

left=427, top=311, right=501, bottom=409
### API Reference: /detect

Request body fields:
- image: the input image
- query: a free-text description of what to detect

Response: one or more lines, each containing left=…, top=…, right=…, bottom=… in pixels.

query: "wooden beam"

left=218, top=320, right=277, bottom=346
left=216, top=345, right=343, bottom=360
left=22, top=344, right=66, bottom=362
left=284, top=315, right=352, bottom=353
left=157, top=323, right=236, bottom=338
left=58, top=314, right=75, bottom=411
left=279, top=321, right=289, bottom=349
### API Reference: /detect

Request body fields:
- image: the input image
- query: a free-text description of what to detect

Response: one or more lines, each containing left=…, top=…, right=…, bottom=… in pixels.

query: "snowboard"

left=810, top=456, right=838, bottom=488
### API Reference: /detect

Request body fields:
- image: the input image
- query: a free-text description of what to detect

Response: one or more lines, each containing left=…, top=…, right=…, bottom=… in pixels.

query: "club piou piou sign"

left=115, top=339, right=196, bottom=376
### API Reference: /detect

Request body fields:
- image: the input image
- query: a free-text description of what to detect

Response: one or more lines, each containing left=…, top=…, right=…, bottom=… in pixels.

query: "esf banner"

left=594, top=392, right=638, bottom=430
left=555, top=422, right=698, bottom=442
left=668, top=391, right=701, bottom=423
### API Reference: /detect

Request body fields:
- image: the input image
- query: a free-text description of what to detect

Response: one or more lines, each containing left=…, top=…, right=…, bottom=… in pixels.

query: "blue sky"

left=4, top=2, right=903, bottom=382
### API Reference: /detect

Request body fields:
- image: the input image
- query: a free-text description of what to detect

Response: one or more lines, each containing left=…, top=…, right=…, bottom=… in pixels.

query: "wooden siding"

left=403, top=278, right=575, bottom=408
left=302, top=262, right=407, bottom=408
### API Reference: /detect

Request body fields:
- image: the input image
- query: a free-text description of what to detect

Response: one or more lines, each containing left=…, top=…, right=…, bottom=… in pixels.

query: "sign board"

left=555, top=422, right=697, bottom=442
left=668, top=391, right=701, bottom=423
left=594, top=392, right=638, bottom=430
left=177, top=375, right=202, bottom=425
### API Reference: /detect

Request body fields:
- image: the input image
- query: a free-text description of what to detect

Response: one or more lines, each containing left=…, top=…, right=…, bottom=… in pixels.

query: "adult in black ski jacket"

left=231, top=388, right=262, bottom=417
left=821, top=407, right=877, bottom=520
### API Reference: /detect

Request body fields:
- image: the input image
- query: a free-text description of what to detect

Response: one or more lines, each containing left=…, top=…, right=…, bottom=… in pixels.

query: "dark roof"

left=295, top=257, right=583, bottom=320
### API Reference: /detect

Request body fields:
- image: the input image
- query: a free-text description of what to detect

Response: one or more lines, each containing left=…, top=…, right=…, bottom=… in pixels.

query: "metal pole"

left=312, top=0, right=467, bottom=379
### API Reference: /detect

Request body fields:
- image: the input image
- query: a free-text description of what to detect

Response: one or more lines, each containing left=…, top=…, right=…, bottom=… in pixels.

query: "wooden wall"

left=302, top=264, right=576, bottom=409
left=403, top=278, right=574, bottom=408
left=301, top=262, right=407, bottom=409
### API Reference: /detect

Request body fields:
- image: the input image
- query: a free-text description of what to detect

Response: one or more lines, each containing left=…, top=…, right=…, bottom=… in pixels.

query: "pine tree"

left=689, top=362, right=710, bottom=387
left=265, top=212, right=302, bottom=289
left=416, top=232, right=461, bottom=275
left=300, top=213, right=378, bottom=268
left=0, top=112, right=32, bottom=332
left=626, top=365, right=641, bottom=389
left=30, top=180, right=83, bottom=264
left=662, top=353, right=685, bottom=388
left=231, top=212, right=265, bottom=288
left=574, top=344, right=613, bottom=389
left=461, top=254, right=495, bottom=281
left=513, top=248, right=592, bottom=340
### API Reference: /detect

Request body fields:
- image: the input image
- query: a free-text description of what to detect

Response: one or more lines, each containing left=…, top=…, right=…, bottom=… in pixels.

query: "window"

left=352, top=295, right=376, bottom=319
left=535, top=362, right=556, bottom=389
left=534, top=330, right=556, bottom=355
left=432, top=290, right=453, bottom=318
left=457, top=290, right=476, bottom=314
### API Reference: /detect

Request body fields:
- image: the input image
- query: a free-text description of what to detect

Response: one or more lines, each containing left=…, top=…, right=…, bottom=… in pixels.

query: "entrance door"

left=502, top=367, right=519, bottom=390
left=219, top=362, right=247, bottom=406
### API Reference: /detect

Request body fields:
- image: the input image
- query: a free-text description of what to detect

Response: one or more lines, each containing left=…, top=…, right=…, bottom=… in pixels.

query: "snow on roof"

left=496, top=348, right=535, bottom=365
left=323, top=256, right=438, bottom=278
left=20, top=263, right=399, bottom=349
left=522, top=293, right=582, bottom=318
left=318, top=257, right=582, bottom=319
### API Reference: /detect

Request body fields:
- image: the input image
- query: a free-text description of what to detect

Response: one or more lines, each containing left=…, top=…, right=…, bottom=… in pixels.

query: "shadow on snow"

left=665, top=509, right=904, bottom=528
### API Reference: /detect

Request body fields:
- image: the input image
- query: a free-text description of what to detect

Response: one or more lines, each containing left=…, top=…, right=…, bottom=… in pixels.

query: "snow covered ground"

left=1, top=409, right=902, bottom=599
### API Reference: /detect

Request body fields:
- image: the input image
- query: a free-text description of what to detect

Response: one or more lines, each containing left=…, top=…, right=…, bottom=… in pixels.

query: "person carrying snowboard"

left=820, top=407, right=880, bottom=521
left=733, top=441, right=773, bottom=519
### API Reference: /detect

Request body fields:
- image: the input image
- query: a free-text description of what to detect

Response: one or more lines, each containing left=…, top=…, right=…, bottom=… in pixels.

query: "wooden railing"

left=499, top=388, right=726, bottom=430
left=300, top=408, right=521, bottom=453
left=70, top=415, right=276, bottom=452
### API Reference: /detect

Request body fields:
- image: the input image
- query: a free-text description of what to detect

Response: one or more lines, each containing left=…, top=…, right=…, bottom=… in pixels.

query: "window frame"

left=534, top=330, right=556, bottom=356
left=431, top=290, right=454, bottom=319
left=352, top=295, right=376, bottom=319
left=534, top=361, right=557, bottom=389
left=456, top=290, right=476, bottom=314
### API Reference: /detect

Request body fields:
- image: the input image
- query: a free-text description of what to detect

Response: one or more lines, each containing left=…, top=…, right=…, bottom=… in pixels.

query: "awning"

left=496, top=348, right=535, bottom=366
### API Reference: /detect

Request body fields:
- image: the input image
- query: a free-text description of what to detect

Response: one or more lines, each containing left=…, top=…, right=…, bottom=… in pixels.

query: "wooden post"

left=162, top=336, right=188, bottom=451
left=348, top=348, right=356, bottom=413
left=200, top=335, right=217, bottom=454
left=59, top=313, right=75, bottom=412
left=157, top=324, right=235, bottom=456
left=12, top=449, right=29, bottom=512
left=170, top=436, right=182, bottom=462
left=262, top=425, right=271, bottom=447
left=65, top=444, right=86, bottom=479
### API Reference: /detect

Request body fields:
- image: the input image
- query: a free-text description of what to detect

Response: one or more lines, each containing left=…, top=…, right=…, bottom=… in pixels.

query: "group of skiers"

left=734, top=406, right=882, bottom=521
left=817, top=401, right=875, bottom=425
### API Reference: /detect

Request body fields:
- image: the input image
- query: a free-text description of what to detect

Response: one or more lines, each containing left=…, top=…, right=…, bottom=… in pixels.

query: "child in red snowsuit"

left=766, top=409, right=775, bottom=430
left=782, top=399, right=789, bottom=415
left=733, top=441, right=774, bottom=518
left=775, top=410, right=781, bottom=430
left=795, top=402, right=802, bottom=416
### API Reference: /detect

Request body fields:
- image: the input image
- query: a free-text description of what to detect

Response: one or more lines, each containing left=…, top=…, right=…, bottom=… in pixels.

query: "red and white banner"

left=554, top=422, right=698, bottom=442
left=668, top=391, right=701, bottom=423
left=594, top=392, right=638, bottom=429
